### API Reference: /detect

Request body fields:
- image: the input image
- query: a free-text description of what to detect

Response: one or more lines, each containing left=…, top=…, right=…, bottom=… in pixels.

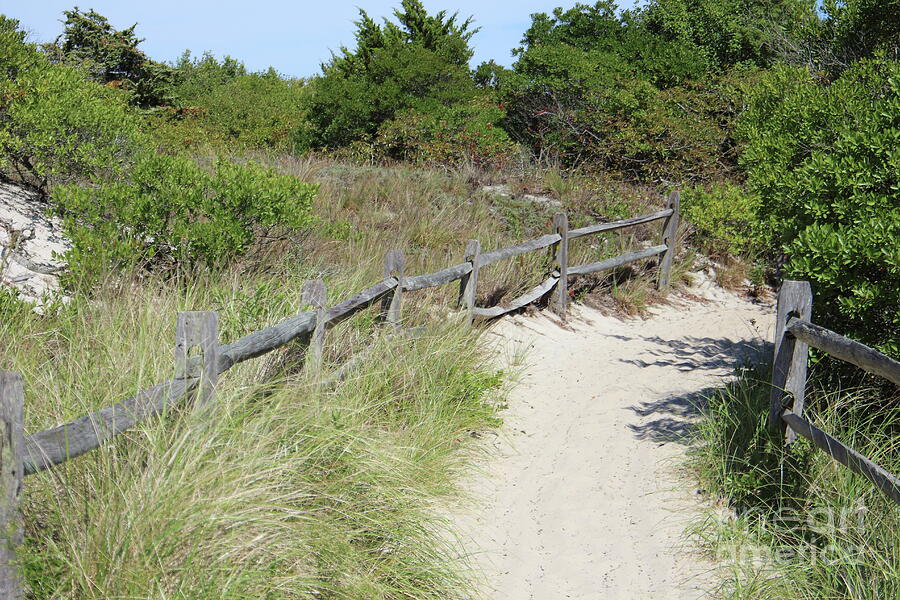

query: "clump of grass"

left=611, top=276, right=654, bottom=316
left=688, top=364, right=900, bottom=599
left=714, top=255, right=750, bottom=291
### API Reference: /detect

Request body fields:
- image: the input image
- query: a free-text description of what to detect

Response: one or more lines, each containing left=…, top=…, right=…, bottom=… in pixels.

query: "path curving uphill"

left=457, top=281, right=774, bottom=599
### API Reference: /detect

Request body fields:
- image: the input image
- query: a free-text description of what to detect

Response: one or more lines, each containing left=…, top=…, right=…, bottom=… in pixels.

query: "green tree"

left=44, top=8, right=174, bottom=107
left=498, top=2, right=747, bottom=180
left=302, top=0, right=479, bottom=149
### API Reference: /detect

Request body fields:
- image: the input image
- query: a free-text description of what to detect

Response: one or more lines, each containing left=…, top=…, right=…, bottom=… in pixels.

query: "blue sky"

left=3, top=1, right=636, bottom=78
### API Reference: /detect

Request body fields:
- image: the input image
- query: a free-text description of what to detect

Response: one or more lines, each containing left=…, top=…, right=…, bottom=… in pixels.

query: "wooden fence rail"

left=1, top=192, right=682, bottom=592
left=769, top=280, right=900, bottom=506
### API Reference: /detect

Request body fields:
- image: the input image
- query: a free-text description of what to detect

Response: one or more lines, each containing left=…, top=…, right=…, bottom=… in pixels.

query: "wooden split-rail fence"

left=768, top=281, right=900, bottom=506
left=0, top=192, right=681, bottom=596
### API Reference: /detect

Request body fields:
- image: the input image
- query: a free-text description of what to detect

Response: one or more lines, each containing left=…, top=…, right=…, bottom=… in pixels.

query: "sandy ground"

left=456, top=282, right=774, bottom=599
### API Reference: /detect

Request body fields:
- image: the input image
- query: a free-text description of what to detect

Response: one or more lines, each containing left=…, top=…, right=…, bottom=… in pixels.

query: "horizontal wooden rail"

left=403, top=263, right=471, bottom=291
left=24, top=377, right=199, bottom=475
left=786, top=317, right=900, bottom=387
left=781, top=411, right=900, bottom=505
left=568, top=245, right=667, bottom=277
left=473, top=276, right=559, bottom=320
left=477, top=233, right=561, bottom=268
left=568, top=209, right=674, bottom=240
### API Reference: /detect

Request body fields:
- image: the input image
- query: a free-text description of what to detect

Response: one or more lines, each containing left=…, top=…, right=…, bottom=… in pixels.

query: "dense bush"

left=643, top=0, right=815, bottom=69
left=52, top=154, right=318, bottom=283
left=374, top=99, right=519, bottom=168
left=0, top=16, right=146, bottom=193
left=152, top=65, right=309, bottom=152
left=301, top=0, right=478, bottom=150
left=738, top=58, right=900, bottom=356
left=681, top=181, right=765, bottom=257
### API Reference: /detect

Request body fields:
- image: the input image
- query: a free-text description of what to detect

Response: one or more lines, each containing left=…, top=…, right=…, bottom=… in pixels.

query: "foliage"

left=51, top=154, right=318, bottom=284
left=738, top=58, right=900, bottom=356
left=681, top=181, right=765, bottom=257
left=498, top=2, right=770, bottom=180
left=301, top=0, right=478, bottom=150
left=373, top=98, right=519, bottom=169
left=820, top=0, right=900, bottom=67
left=152, top=61, right=309, bottom=152
left=643, top=0, right=817, bottom=69
left=43, top=8, right=174, bottom=107
left=170, top=50, right=248, bottom=101
left=0, top=16, right=147, bottom=192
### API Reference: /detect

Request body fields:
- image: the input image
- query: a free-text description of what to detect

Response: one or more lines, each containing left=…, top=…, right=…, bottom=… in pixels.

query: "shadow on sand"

left=623, top=335, right=772, bottom=444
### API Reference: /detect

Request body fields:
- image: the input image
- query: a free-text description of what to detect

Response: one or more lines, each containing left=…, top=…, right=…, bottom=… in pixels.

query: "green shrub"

left=738, top=58, right=900, bottom=356
left=374, top=98, right=519, bottom=168
left=152, top=71, right=309, bottom=152
left=51, top=154, right=318, bottom=284
left=681, top=181, right=765, bottom=257
left=643, top=0, right=816, bottom=69
left=0, top=16, right=147, bottom=192
left=152, top=52, right=310, bottom=152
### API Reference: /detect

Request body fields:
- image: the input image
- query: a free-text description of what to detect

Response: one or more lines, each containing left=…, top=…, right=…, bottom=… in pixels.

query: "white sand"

left=457, top=283, right=774, bottom=599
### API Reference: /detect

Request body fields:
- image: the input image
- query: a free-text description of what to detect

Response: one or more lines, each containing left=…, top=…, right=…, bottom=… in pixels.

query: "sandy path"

left=457, top=284, right=774, bottom=599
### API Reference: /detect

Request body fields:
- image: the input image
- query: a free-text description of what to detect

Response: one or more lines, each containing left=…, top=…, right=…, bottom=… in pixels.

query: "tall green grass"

left=689, top=365, right=900, bottom=599
left=2, top=268, right=504, bottom=599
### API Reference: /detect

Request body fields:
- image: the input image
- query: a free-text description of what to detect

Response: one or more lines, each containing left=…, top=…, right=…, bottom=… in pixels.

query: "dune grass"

left=3, top=267, right=506, bottom=599
left=688, top=364, right=900, bottom=599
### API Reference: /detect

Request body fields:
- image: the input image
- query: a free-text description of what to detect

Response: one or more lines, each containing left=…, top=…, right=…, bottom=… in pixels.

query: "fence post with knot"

left=175, top=311, right=219, bottom=408
left=658, top=190, right=680, bottom=289
left=302, top=279, right=327, bottom=374
left=0, top=371, right=24, bottom=599
left=768, top=280, right=813, bottom=443
left=458, top=239, right=481, bottom=324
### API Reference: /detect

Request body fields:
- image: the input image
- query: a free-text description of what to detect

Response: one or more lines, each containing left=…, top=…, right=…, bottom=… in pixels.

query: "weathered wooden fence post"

left=551, top=212, right=569, bottom=319
left=381, top=250, right=406, bottom=331
left=0, top=372, right=24, bottom=599
left=658, top=190, right=680, bottom=289
left=458, top=239, right=481, bottom=324
left=175, top=311, right=219, bottom=407
left=768, top=280, right=813, bottom=443
left=302, top=279, right=327, bottom=373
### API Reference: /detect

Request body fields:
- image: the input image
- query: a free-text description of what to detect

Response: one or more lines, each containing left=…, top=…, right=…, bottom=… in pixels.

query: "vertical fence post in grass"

left=381, top=250, right=406, bottom=331
left=658, top=190, right=680, bottom=289
left=0, top=372, right=24, bottom=600
left=458, top=239, right=481, bottom=324
left=175, top=311, right=219, bottom=408
left=551, top=212, right=569, bottom=320
left=768, top=280, right=813, bottom=443
left=302, top=279, right=327, bottom=374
